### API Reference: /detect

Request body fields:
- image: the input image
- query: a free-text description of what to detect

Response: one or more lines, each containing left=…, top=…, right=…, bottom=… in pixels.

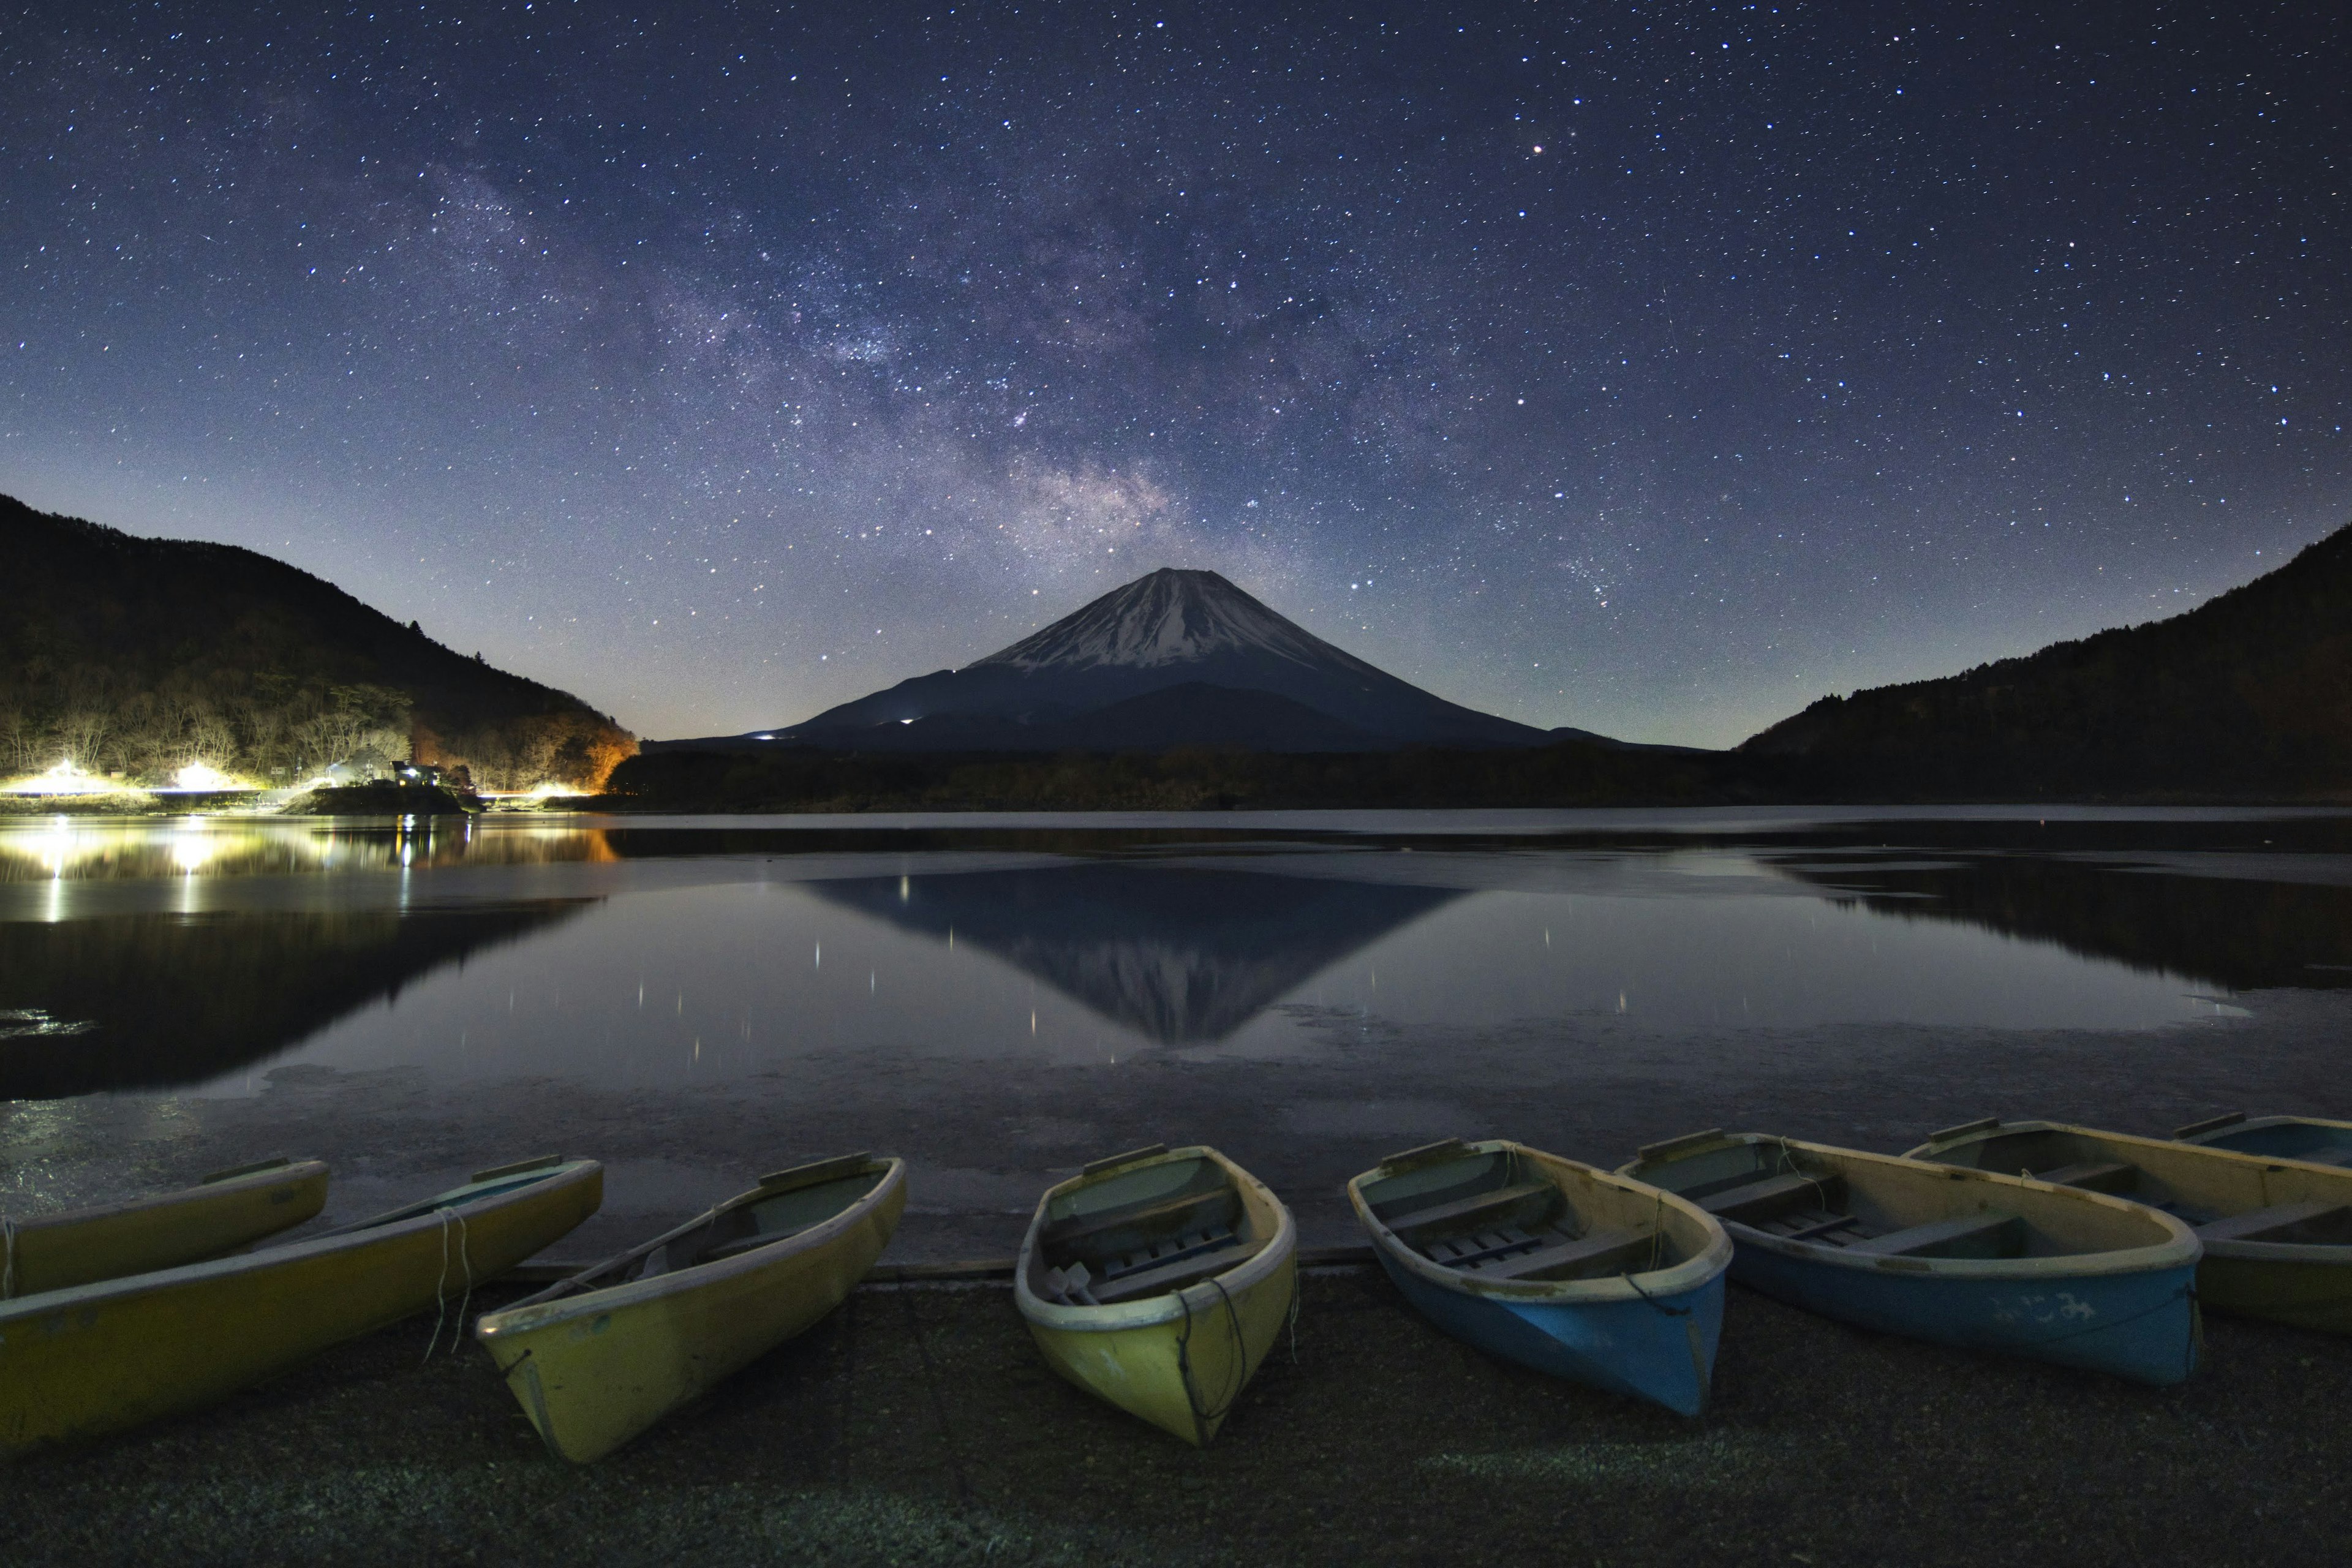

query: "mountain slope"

left=0, top=493, right=635, bottom=789
left=1741, top=523, right=2352, bottom=795
left=722, top=567, right=1556, bottom=752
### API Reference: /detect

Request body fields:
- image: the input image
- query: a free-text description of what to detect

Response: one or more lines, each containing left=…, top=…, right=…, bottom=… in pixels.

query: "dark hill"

left=1741, top=523, right=2352, bottom=797
left=0, top=493, right=634, bottom=790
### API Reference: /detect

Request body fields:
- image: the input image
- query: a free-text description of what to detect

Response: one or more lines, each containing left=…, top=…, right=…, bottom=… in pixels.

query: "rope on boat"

left=421, top=1207, right=475, bottom=1361
left=1175, top=1276, right=1249, bottom=1430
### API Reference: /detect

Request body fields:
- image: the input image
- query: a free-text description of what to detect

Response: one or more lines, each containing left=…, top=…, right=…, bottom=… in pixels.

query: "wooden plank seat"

left=1758, top=1210, right=1864, bottom=1244
left=1420, top=1223, right=1553, bottom=1269
left=1378, top=1182, right=1556, bottom=1237
left=2030, top=1161, right=2138, bottom=1194
left=1696, top=1171, right=1843, bottom=1224
left=1040, top=1188, right=1237, bottom=1254
left=1462, top=1227, right=1653, bottom=1283
left=1097, top=1225, right=1238, bottom=1282
left=1087, top=1238, right=1259, bottom=1305
left=2196, top=1200, right=2352, bottom=1245
left=1846, top=1212, right=2024, bottom=1258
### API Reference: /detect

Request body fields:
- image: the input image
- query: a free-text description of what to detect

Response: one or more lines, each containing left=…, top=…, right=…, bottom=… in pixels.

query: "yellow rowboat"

left=1910, top=1118, right=2352, bottom=1334
left=2, top=1156, right=328, bottom=1300
left=473, top=1153, right=907, bottom=1463
left=1014, top=1144, right=1296, bottom=1447
left=0, top=1155, right=601, bottom=1456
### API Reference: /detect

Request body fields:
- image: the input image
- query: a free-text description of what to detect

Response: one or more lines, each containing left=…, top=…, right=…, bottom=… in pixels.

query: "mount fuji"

left=668, top=568, right=1615, bottom=754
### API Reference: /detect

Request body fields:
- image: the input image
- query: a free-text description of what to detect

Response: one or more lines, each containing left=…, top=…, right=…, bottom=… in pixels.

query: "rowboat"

left=2173, top=1110, right=2352, bottom=1168
left=0, top=1155, right=601, bottom=1455
left=1909, top=1117, right=2352, bottom=1335
left=474, top=1153, right=907, bottom=1463
left=1348, top=1138, right=1730, bottom=1416
left=2, top=1156, right=328, bottom=1300
left=1014, top=1144, right=1296, bottom=1446
left=1619, top=1131, right=2201, bottom=1385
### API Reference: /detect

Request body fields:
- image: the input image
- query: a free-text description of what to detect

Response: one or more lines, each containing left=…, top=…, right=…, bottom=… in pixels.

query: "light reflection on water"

left=5, top=810, right=2348, bottom=1104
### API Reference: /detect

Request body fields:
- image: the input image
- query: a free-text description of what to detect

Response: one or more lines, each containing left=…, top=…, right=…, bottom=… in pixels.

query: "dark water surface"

left=6, top=807, right=2351, bottom=1258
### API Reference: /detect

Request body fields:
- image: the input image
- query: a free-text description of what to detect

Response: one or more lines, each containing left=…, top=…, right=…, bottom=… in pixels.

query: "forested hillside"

left=1741, top=523, right=2352, bottom=797
left=0, top=494, right=634, bottom=790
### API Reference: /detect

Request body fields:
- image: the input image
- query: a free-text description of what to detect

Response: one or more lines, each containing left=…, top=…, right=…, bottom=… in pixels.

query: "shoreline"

left=3, top=1268, right=2342, bottom=1566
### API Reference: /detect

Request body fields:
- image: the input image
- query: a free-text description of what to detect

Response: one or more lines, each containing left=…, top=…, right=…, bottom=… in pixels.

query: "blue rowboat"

left=1348, top=1138, right=1732, bottom=1417
left=1618, top=1131, right=2201, bottom=1386
left=1909, top=1117, right=2352, bottom=1335
left=2173, top=1111, right=2352, bottom=1168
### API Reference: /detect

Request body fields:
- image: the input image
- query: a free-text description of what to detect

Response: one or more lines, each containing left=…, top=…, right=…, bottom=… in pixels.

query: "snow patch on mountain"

left=971, top=568, right=1369, bottom=674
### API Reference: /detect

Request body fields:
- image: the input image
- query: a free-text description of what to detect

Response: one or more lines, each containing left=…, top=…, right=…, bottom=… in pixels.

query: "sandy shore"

left=4, top=1265, right=2346, bottom=1566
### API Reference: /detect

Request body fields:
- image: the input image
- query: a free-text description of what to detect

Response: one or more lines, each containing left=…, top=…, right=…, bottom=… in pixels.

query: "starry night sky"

left=3, top=2, right=2345, bottom=745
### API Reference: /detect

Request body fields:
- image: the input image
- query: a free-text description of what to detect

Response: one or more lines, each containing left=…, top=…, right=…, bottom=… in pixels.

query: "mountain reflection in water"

left=0, top=902, right=594, bottom=1098
left=1767, top=853, right=2352, bottom=993
left=809, top=864, right=1461, bottom=1041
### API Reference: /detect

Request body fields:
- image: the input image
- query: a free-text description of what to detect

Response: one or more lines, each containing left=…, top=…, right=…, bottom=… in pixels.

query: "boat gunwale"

left=1013, top=1145, right=1296, bottom=1333
left=1618, top=1132, right=2200, bottom=1280
left=0, top=1158, right=602, bottom=1321
left=474, top=1156, right=908, bottom=1336
left=1346, top=1139, right=1732, bottom=1302
left=2, top=1158, right=331, bottom=1235
left=1907, top=1118, right=2352, bottom=1265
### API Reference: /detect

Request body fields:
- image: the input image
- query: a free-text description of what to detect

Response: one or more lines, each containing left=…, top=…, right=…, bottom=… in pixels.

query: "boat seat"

left=1697, top=1172, right=1841, bottom=1224
left=1041, top=1188, right=1235, bottom=1253
left=1420, top=1223, right=1553, bottom=1268
left=2196, top=1200, right=2352, bottom=1245
left=2031, top=1161, right=2138, bottom=1194
left=1379, top=1182, right=1556, bottom=1236
left=1088, top=1239, right=1259, bottom=1305
left=1764, top=1211, right=1862, bottom=1244
left=1098, top=1226, right=1237, bottom=1281
left=1464, top=1227, right=1651, bottom=1282
left=1847, top=1212, right=2024, bottom=1259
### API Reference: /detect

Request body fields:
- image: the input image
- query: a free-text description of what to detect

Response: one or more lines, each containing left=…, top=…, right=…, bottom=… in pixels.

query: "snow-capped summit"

left=973, top=568, right=1371, bottom=676
left=706, top=566, right=1566, bottom=753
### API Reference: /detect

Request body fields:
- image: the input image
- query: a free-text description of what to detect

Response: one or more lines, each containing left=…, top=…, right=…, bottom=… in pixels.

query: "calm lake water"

left=6, top=807, right=2352, bottom=1256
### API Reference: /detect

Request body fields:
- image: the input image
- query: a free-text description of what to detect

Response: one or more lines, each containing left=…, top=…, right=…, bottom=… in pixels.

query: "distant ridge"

left=1743, top=522, right=2352, bottom=796
left=0, top=494, right=635, bottom=790
left=666, top=567, right=1585, bottom=753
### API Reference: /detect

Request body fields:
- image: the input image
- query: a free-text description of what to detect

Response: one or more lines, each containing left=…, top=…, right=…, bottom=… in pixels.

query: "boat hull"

left=1373, top=1245, right=1724, bottom=1415
left=1016, top=1145, right=1297, bottom=1447
left=1728, top=1237, right=2200, bottom=1385
left=4, top=1159, right=330, bottom=1299
left=475, top=1160, right=907, bottom=1463
left=1021, top=1249, right=1297, bottom=1447
left=0, top=1159, right=601, bottom=1455
left=2195, top=1250, right=2352, bottom=1334
left=1909, top=1118, right=2352, bottom=1337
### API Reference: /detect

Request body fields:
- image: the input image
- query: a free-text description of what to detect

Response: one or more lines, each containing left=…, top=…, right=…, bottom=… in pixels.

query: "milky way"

left=2, top=3, right=2344, bottom=744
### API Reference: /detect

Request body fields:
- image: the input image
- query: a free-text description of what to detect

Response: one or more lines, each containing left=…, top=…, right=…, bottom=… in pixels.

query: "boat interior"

left=1362, top=1145, right=1678, bottom=1284
left=1639, top=1140, right=2064, bottom=1261
left=2182, top=1116, right=2352, bottom=1167
left=541, top=1155, right=889, bottom=1302
left=1926, top=1128, right=2352, bottom=1248
left=1034, top=1154, right=1264, bottom=1308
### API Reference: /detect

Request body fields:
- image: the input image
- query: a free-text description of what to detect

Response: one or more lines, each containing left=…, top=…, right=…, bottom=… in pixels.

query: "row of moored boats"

left=4, top=1110, right=2349, bottom=1458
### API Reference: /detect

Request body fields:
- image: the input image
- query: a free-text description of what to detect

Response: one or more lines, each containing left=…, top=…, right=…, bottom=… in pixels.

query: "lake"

left=6, top=807, right=2351, bottom=1259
